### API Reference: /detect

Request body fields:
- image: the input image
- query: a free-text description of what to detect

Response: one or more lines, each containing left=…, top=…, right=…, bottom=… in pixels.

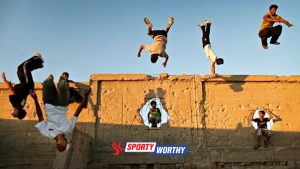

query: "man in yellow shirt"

left=259, top=4, right=293, bottom=49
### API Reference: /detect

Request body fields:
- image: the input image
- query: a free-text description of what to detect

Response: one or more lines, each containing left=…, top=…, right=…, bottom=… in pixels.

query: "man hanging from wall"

left=258, top=4, right=294, bottom=49
left=137, top=17, right=174, bottom=67
left=31, top=74, right=90, bottom=152
left=197, top=19, right=224, bottom=77
left=1, top=52, right=44, bottom=119
left=250, top=110, right=273, bottom=149
left=148, top=100, right=162, bottom=128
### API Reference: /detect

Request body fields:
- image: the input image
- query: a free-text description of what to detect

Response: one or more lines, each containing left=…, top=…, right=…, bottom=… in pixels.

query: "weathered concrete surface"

left=1, top=74, right=300, bottom=169
left=53, top=128, right=92, bottom=169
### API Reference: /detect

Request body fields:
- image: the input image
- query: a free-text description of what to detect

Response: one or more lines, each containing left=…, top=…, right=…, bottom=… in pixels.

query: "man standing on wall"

left=250, top=110, right=273, bottom=149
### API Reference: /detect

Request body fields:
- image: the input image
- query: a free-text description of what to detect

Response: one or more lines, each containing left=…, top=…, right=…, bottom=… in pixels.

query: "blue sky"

left=0, top=0, right=299, bottom=82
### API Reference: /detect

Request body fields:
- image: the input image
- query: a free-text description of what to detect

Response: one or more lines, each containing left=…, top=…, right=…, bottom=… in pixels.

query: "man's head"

left=55, top=134, right=68, bottom=152
left=61, top=72, right=69, bottom=81
left=258, top=110, right=266, bottom=118
left=216, top=58, right=224, bottom=65
left=150, top=100, right=157, bottom=108
left=150, top=54, right=159, bottom=63
left=269, top=4, right=278, bottom=15
left=12, top=107, right=26, bottom=119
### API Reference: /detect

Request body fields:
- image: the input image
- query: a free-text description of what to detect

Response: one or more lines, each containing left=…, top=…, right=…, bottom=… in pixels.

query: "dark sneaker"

left=262, top=45, right=268, bottom=49
left=264, top=140, right=270, bottom=148
left=253, top=144, right=261, bottom=150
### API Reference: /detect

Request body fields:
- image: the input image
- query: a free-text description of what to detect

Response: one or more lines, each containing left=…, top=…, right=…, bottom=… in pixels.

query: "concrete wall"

left=1, top=74, right=300, bottom=169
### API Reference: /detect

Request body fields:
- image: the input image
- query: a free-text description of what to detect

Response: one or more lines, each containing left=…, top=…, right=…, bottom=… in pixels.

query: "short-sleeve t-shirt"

left=9, top=84, right=29, bottom=109
left=149, top=108, right=161, bottom=118
left=252, top=118, right=270, bottom=129
left=144, top=35, right=168, bottom=58
left=35, top=104, right=78, bottom=139
left=259, top=12, right=281, bottom=32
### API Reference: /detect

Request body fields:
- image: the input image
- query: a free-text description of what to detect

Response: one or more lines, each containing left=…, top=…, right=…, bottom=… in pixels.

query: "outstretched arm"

left=278, top=17, right=293, bottom=27
left=31, top=92, right=44, bottom=122
left=137, top=45, right=145, bottom=57
left=73, top=89, right=91, bottom=117
left=2, top=72, right=15, bottom=95
left=67, top=79, right=75, bottom=83
left=263, top=15, right=293, bottom=27
left=268, top=113, right=273, bottom=120
left=266, top=111, right=283, bottom=122
left=249, top=111, right=256, bottom=121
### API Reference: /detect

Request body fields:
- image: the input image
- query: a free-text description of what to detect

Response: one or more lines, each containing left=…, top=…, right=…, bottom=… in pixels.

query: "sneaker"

left=197, top=23, right=206, bottom=27
left=262, top=45, right=268, bottom=49
left=264, top=140, right=270, bottom=148
left=34, top=51, right=44, bottom=63
left=253, top=144, right=261, bottom=150
left=144, top=17, right=152, bottom=27
left=168, top=16, right=174, bottom=25
left=203, top=19, right=211, bottom=24
left=270, top=41, right=280, bottom=45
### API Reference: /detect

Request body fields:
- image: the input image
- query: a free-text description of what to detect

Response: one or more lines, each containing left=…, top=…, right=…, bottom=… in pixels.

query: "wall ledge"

left=90, top=74, right=300, bottom=82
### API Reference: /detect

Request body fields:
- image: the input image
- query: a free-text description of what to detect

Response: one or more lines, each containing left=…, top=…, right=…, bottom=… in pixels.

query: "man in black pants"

left=137, top=17, right=174, bottom=67
left=258, top=4, right=293, bottom=49
left=198, top=20, right=223, bottom=77
left=250, top=110, right=273, bottom=149
left=1, top=52, right=44, bottom=119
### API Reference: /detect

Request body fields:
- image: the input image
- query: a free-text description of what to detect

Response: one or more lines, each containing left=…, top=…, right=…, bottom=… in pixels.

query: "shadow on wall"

left=138, top=88, right=169, bottom=128
left=0, top=118, right=300, bottom=169
left=219, top=75, right=249, bottom=92
left=144, top=88, right=168, bottom=112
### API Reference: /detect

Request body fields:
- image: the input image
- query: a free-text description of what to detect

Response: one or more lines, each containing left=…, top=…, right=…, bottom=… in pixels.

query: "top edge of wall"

left=90, top=73, right=300, bottom=82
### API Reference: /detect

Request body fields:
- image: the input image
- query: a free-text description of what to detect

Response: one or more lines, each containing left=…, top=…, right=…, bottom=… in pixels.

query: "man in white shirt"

left=198, top=19, right=224, bottom=77
left=137, top=17, right=174, bottom=67
left=31, top=75, right=90, bottom=152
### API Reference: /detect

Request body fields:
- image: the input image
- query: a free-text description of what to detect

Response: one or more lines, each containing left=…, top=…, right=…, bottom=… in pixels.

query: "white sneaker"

left=197, top=23, right=206, bottom=27
left=203, top=19, right=211, bottom=24
left=35, top=51, right=44, bottom=63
